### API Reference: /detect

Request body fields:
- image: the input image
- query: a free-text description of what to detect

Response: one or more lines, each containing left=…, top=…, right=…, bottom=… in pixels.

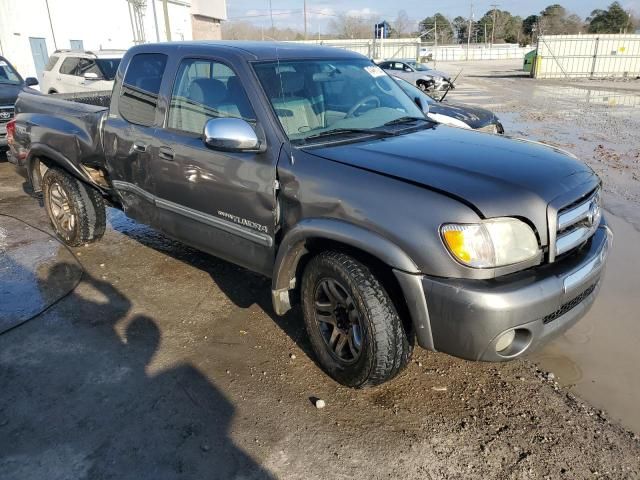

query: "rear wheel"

left=301, top=251, right=413, bottom=388
left=42, top=167, right=106, bottom=246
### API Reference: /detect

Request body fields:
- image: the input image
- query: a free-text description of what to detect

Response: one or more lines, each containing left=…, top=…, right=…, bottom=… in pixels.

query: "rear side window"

left=119, top=53, right=167, bottom=127
left=44, top=55, right=59, bottom=72
left=59, top=57, right=80, bottom=75
left=76, top=58, right=100, bottom=77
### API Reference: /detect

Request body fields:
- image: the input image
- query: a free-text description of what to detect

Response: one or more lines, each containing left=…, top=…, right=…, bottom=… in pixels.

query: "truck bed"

left=14, top=89, right=110, bottom=170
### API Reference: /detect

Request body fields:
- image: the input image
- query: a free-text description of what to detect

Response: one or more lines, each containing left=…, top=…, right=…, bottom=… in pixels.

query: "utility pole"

left=162, top=0, right=171, bottom=41
left=490, top=4, right=499, bottom=44
left=466, top=1, right=473, bottom=60
left=44, top=0, right=58, bottom=49
left=151, top=0, right=160, bottom=42
left=304, top=0, right=308, bottom=40
left=434, top=16, right=437, bottom=67
left=269, top=0, right=274, bottom=34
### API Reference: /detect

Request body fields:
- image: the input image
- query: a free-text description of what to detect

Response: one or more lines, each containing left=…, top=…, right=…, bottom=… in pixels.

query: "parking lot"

left=2, top=59, right=640, bottom=479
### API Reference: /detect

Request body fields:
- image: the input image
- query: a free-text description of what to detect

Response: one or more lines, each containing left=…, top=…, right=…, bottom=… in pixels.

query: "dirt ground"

left=2, top=60, right=640, bottom=479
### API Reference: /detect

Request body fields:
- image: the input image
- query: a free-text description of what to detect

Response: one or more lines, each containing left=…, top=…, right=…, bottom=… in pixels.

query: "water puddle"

left=530, top=212, right=640, bottom=435
left=537, top=85, right=640, bottom=108
left=0, top=216, right=82, bottom=333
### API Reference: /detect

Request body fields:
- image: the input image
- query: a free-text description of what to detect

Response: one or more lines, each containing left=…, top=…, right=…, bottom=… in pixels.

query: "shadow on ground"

left=0, top=258, right=275, bottom=479
left=108, top=208, right=314, bottom=360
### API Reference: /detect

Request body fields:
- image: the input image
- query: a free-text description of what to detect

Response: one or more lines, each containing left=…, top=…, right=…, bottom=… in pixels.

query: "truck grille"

left=543, top=282, right=597, bottom=324
left=0, top=105, right=14, bottom=124
left=554, top=188, right=601, bottom=258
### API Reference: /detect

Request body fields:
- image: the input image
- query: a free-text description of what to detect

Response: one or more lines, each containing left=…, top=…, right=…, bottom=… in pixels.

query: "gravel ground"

left=2, top=62, right=640, bottom=479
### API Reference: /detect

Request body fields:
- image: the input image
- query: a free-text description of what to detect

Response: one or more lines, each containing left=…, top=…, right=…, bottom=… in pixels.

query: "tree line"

left=408, top=2, right=635, bottom=44
left=418, top=3, right=637, bottom=46
left=222, top=2, right=638, bottom=43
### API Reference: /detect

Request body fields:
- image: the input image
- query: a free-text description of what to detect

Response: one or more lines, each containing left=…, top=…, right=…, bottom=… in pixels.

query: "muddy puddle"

left=0, top=215, right=82, bottom=333
left=530, top=211, right=640, bottom=435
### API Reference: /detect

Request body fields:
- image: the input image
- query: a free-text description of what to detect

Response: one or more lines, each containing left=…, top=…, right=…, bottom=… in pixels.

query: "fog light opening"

left=495, top=330, right=516, bottom=353
left=495, top=328, right=532, bottom=358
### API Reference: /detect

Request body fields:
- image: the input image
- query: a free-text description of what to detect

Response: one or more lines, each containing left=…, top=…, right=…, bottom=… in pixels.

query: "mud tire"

left=301, top=251, right=413, bottom=388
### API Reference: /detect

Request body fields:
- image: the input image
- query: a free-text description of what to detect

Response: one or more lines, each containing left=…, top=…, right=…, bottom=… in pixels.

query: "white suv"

left=40, top=50, right=125, bottom=94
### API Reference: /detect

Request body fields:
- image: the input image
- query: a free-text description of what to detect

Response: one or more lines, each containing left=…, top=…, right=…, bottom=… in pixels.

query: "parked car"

left=392, top=75, right=504, bottom=134
left=40, top=49, right=124, bottom=94
left=378, top=59, right=453, bottom=92
left=0, top=56, right=38, bottom=150
left=8, top=42, right=611, bottom=388
left=418, top=46, right=433, bottom=61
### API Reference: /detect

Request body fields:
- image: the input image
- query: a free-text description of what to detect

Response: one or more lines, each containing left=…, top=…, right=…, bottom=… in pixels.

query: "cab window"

left=119, top=53, right=167, bottom=127
left=167, top=58, right=256, bottom=135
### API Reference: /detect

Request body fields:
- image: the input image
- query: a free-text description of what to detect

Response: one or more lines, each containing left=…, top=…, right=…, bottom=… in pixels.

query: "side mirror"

left=203, top=118, right=263, bottom=152
left=414, top=97, right=429, bottom=114
left=83, top=72, right=101, bottom=80
left=404, top=66, right=413, bottom=72
left=25, top=77, right=39, bottom=86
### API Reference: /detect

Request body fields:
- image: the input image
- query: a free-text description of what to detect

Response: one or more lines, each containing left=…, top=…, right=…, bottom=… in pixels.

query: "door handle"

left=158, top=146, right=174, bottom=161
left=132, top=141, right=147, bottom=153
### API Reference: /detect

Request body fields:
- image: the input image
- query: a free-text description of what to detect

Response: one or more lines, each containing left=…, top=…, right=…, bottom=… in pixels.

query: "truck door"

left=150, top=57, right=277, bottom=276
left=102, top=52, right=168, bottom=227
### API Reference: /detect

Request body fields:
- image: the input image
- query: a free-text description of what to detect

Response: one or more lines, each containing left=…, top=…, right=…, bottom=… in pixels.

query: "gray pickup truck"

left=7, top=41, right=612, bottom=387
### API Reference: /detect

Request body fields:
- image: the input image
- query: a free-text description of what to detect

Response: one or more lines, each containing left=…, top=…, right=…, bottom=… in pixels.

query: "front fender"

left=271, top=217, right=420, bottom=313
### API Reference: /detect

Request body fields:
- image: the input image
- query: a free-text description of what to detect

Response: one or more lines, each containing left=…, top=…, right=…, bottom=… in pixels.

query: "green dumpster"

left=523, top=49, right=537, bottom=74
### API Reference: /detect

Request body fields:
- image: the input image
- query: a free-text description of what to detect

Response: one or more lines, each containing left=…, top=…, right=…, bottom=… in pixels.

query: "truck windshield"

left=253, top=58, right=426, bottom=143
left=0, top=59, right=22, bottom=85
left=96, top=58, right=121, bottom=80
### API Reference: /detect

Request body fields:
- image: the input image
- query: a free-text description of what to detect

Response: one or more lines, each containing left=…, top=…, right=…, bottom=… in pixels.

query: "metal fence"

left=533, top=34, right=640, bottom=79
left=290, top=39, right=530, bottom=62
left=291, top=39, right=420, bottom=60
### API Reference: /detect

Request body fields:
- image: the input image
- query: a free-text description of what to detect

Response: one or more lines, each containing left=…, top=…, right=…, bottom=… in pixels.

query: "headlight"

left=441, top=218, right=539, bottom=268
left=478, top=124, right=498, bottom=134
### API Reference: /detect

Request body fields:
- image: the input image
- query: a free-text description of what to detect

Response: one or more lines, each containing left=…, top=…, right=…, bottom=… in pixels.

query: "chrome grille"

left=0, top=105, right=15, bottom=124
left=554, top=188, right=601, bottom=258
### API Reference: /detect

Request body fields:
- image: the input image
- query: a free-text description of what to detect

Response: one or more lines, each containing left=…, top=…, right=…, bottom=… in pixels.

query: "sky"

left=225, top=0, right=640, bottom=32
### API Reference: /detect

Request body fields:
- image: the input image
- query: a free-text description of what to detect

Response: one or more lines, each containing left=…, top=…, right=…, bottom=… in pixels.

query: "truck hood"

left=305, top=125, right=599, bottom=244
left=0, top=84, right=23, bottom=106
left=428, top=102, right=497, bottom=129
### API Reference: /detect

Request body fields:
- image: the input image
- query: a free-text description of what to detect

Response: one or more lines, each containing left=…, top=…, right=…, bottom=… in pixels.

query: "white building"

left=0, top=0, right=227, bottom=80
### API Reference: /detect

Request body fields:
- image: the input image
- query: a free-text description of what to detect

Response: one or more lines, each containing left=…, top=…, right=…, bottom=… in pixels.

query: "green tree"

left=587, top=2, right=634, bottom=33
left=419, top=13, right=454, bottom=44
left=523, top=15, right=539, bottom=42
left=538, top=4, right=584, bottom=34
left=476, top=9, right=523, bottom=43
left=452, top=16, right=469, bottom=43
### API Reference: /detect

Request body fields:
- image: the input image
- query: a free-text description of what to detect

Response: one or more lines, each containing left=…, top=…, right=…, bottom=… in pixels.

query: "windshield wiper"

left=383, top=116, right=431, bottom=127
left=301, top=128, right=395, bottom=143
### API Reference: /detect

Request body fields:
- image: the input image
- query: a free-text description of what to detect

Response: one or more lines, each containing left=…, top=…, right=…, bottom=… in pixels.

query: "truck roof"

left=128, top=41, right=365, bottom=61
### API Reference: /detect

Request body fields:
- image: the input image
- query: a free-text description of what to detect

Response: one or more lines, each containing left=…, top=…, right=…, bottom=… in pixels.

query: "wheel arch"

left=27, top=144, right=101, bottom=194
left=271, top=218, right=436, bottom=347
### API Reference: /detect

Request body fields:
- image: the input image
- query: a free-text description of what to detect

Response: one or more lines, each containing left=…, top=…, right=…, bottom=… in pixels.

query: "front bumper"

left=404, top=223, right=612, bottom=361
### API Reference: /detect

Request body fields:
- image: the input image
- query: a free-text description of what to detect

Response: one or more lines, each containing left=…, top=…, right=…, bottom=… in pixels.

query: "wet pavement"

left=0, top=215, right=82, bottom=333
left=2, top=62, right=640, bottom=478
left=440, top=59, right=640, bottom=435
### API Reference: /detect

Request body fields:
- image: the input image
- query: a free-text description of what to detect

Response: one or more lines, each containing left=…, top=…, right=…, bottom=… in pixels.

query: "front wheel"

left=301, top=251, right=413, bottom=388
left=42, top=167, right=106, bottom=246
